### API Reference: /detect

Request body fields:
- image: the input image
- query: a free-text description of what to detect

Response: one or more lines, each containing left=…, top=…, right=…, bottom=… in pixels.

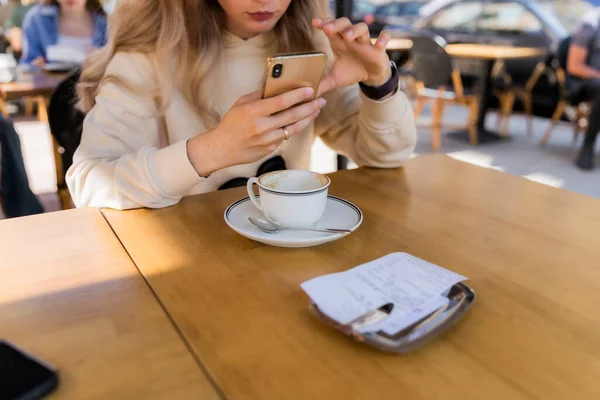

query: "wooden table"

left=0, top=208, right=219, bottom=399
left=443, top=44, right=547, bottom=143
left=445, top=44, right=546, bottom=60
left=0, top=71, right=66, bottom=100
left=0, top=70, right=66, bottom=120
left=382, top=37, right=413, bottom=51
left=383, top=40, right=545, bottom=59
left=103, top=154, right=600, bottom=400
left=385, top=39, right=546, bottom=142
left=0, top=70, right=72, bottom=210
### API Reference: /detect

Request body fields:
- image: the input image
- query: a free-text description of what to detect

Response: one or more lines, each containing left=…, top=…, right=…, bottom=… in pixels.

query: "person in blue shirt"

left=21, top=0, right=107, bottom=66
left=569, top=6, right=600, bottom=169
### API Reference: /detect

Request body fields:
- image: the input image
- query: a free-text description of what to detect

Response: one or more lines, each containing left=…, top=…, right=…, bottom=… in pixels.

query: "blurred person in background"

left=568, top=5, right=600, bottom=170
left=0, top=0, right=17, bottom=28
left=5, top=0, right=39, bottom=59
left=0, top=115, right=44, bottom=218
left=21, top=0, right=107, bottom=66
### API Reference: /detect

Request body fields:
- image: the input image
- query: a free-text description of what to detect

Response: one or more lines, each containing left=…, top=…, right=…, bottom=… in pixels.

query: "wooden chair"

left=540, top=36, right=589, bottom=146
left=28, top=90, right=72, bottom=210
left=491, top=58, right=548, bottom=137
left=26, top=96, right=50, bottom=116
left=398, top=61, right=418, bottom=99
left=412, top=35, right=479, bottom=151
left=48, top=71, right=85, bottom=210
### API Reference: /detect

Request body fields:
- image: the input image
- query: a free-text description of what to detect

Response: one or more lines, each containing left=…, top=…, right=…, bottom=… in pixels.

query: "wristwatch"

left=359, top=60, right=399, bottom=101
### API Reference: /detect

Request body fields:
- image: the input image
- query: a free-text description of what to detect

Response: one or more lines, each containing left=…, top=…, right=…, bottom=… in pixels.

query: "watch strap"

left=359, top=61, right=399, bottom=101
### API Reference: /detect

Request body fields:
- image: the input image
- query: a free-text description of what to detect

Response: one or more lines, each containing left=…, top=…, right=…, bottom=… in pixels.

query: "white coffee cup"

left=246, top=170, right=330, bottom=228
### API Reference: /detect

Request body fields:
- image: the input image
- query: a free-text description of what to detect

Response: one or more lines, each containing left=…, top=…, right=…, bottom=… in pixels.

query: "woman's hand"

left=187, top=88, right=326, bottom=177
left=312, top=17, right=392, bottom=95
left=31, top=56, right=46, bottom=67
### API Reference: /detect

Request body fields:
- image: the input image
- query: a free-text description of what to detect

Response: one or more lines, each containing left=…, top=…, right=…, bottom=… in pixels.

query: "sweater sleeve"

left=315, top=85, right=417, bottom=168
left=21, top=11, right=45, bottom=64
left=313, top=33, right=417, bottom=168
left=66, top=52, right=204, bottom=210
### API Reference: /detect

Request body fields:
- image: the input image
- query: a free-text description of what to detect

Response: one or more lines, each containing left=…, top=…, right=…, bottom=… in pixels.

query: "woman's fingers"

left=374, top=30, right=392, bottom=50
left=32, top=56, right=45, bottom=67
left=234, top=89, right=263, bottom=106
left=312, top=17, right=335, bottom=29
left=264, top=97, right=326, bottom=132
left=264, top=109, right=322, bottom=144
left=322, top=17, right=353, bottom=39
left=256, top=87, right=315, bottom=116
left=342, top=22, right=370, bottom=43
left=316, top=74, right=337, bottom=98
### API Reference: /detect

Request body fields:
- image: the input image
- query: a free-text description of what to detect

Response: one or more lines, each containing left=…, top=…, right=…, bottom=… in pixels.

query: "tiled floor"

left=13, top=118, right=61, bottom=215
left=5, top=98, right=600, bottom=219
left=312, top=102, right=600, bottom=199
left=410, top=103, right=600, bottom=199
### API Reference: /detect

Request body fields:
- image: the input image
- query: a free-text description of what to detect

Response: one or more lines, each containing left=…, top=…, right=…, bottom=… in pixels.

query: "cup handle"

left=247, top=177, right=262, bottom=211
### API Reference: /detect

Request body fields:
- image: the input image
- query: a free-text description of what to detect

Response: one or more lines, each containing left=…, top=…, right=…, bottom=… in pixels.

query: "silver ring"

left=282, top=127, right=290, bottom=140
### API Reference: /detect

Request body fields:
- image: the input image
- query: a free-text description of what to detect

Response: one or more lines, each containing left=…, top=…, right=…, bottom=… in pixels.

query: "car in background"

left=330, top=1, right=425, bottom=36
left=386, top=0, right=596, bottom=118
left=415, top=0, right=593, bottom=48
left=352, top=0, right=378, bottom=24
left=369, top=1, right=425, bottom=36
left=329, top=0, right=377, bottom=24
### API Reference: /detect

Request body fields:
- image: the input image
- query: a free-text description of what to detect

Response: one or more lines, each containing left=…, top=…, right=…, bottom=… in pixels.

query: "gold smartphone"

left=262, top=51, right=327, bottom=102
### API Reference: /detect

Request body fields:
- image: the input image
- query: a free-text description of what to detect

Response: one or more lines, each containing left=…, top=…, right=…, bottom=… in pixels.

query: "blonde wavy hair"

left=77, top=0, right=329, bottom=127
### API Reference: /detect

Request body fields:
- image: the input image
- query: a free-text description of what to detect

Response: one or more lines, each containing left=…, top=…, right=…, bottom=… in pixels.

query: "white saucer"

left=224, top=196, right=363, bottom=248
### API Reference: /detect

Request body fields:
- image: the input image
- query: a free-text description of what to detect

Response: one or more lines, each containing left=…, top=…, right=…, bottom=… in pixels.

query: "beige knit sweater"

left=66, top=31, right=417, bottom=210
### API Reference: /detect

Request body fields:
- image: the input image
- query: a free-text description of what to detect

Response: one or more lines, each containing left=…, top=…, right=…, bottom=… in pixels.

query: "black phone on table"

left=0, top=341, right=58, bottom=400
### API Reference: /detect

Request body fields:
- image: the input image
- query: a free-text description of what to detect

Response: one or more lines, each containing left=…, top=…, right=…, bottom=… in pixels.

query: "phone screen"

left=0, top=341, right=58, bottom=400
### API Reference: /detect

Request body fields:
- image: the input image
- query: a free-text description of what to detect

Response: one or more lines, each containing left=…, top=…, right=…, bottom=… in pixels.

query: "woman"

left=5, top=0, right=40, bottom=59
left=21, top=0, right=107, bottom=66
left=67, top=0, right=417, bottom=210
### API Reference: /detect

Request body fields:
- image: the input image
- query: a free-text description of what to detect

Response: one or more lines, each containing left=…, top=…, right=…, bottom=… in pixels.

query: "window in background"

left=430, top=1, right=484, bottom=32
left=403, top=2, right=423, bottom=17
left=479, top=3, right=542, bottom=33
left=374, top=1, right=423, bottom=18
left=538, top=0, right=595, bottom=32
left=375, top=3, right=403, bottom=17
left=351, top=0, right=377, bottom=23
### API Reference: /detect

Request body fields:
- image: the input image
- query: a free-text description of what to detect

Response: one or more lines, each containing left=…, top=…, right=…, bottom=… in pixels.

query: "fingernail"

left=305, top=87, right=314, bottom=96
left=346, top=31, right=355, bottom=38
left=318, top=98, right=326, bottom=107
left=314, top=18, right=321, bottom=24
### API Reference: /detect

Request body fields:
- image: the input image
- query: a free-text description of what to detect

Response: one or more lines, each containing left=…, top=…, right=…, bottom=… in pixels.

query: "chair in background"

left=387, top=48, right=417, bottom=99
left=397, top=60, right=418, bottom=99
left=491, top=56, right=548, bottom=137
left=540, top=36, right=589, bottom=146
left=47, top=70, right=85, bottom=210
left=412, top=34, right=479, bottom=150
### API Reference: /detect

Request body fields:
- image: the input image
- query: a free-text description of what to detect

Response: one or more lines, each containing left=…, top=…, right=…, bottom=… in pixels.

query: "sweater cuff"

left=359, top=88, right=409, bottom=123
left=147, top=139, right=204, bottom=198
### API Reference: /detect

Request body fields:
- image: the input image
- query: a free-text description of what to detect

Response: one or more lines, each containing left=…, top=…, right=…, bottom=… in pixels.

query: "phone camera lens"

left=272, top=63, right=283, bottom=78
